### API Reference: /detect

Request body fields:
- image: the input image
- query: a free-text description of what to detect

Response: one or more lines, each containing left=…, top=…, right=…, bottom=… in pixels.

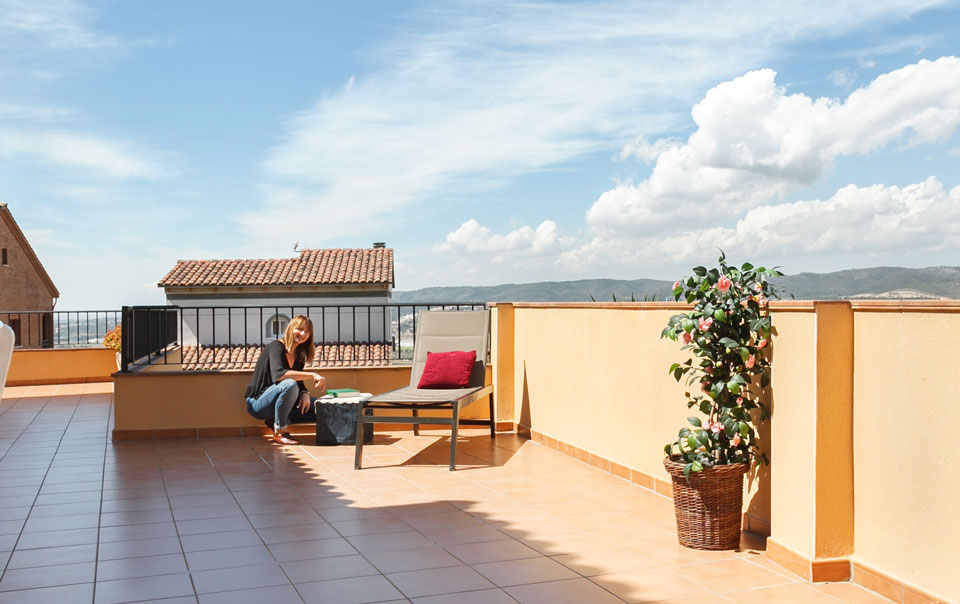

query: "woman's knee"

left=278, top=379, right=298, bottom=391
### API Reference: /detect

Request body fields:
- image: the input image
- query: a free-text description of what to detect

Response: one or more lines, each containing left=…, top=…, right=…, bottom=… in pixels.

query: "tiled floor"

left=0, top=383, right=894, bottom=604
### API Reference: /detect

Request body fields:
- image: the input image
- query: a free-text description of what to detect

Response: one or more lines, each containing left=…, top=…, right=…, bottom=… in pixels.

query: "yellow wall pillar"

left=768, top=301, right=854, bottom=581
left=491, top=303, right=515, bottom=428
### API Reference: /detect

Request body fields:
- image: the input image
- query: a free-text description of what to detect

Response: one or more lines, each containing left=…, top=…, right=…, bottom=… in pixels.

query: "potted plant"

left=103, top=324, right=122, bottom=369
left=660, top=253, right=781, bottom=550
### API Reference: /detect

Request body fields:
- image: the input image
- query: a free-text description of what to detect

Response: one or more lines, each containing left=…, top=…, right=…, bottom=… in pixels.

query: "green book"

left=326, top=388, right=359, bottom=397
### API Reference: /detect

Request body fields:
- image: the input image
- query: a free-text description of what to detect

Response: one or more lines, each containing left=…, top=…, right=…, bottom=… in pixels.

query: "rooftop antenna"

left=293, top=242, right=300, bottom=252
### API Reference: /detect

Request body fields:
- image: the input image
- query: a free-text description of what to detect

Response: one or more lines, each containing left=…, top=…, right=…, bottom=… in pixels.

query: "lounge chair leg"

left=354, top=403, right=366, bottom=470
left=449, top=402, right=460, bottom=471
left=412, top=406, right=420, bottom=436
left=488, top=392, right=496, bottom=438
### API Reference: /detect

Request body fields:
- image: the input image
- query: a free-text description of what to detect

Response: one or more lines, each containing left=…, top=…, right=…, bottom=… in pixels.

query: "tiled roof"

left=158, top=248, right=393, bottom=288
left=180, top=342, right=392, bottom=370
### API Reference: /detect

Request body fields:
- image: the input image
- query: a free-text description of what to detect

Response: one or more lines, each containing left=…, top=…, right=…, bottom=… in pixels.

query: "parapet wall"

left=491, top=300, right=958, bottom=604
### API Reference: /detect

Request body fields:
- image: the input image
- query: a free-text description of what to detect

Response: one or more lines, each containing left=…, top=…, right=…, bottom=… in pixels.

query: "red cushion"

left=417, top=350, right=476, bottom=389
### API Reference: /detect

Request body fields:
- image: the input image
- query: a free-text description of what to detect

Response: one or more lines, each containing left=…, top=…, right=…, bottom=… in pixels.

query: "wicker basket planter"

left=663, top=456, right=750, bottom=550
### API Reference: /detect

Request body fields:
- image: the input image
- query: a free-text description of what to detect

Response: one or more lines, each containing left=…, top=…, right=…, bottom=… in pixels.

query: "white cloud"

left=560, top=177, right=960, bottom=273
left=0, top=103, right=75, bottom=122
left=435, top=219, right=571, bottom=256
left=587, top=57, right=960, bottom=234
left=830, top=68, right=857, bottom=88
left=245, top=0, right=942, bottom=239
left=0, top=0, right=115, bottom=49
left=0, top=129, right=170, bottom=179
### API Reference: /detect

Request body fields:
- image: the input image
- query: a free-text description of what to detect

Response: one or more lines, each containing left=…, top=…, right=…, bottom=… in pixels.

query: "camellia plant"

left=661, top=253, right=782, bottom=478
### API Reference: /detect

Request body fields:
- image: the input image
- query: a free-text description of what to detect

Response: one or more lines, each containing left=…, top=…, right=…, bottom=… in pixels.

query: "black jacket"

left=244, top=340, right=307, bottom=399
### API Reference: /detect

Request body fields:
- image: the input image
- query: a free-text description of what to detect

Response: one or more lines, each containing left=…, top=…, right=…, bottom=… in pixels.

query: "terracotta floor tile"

left=186, top=544, right=276, bottom=571
left=332, top=516, right=414, bottom=537
left=98, top=536, right=183, bottom=561
left=474, top=556, right=580, bottom=587
left=506, top=577, right=627, bottom=604
left=347, top=529, right=435, bottom=553
left=672, top=558, right=794, bottom=592
left=99, top=521, right=179, bottom=542
left=256, top=521, right=339, bottom=544
left=411, top=588, right=518, bottom=604
left=198, top=584, right=303, bottom=604
left=724, top=582, right=847, bottom=603
left=94, top=572, right=195, bottom=604
left=0, top=581, right=94, bottom=604
left=192, top=562, right=291, bottom=594
left=177, top=514, right=253, bottom=536
left=814, top=582, right=900, bottom=604
left=6, top=543, right=97, bottom=568
left=552, top=547, right=660, bottom=576
left=96, top=552, right=189, bottom=581
left=280, top=554, right=379, bottom=583
left=446, top=539, right=543, bottom=564
left=181, top=529, right=263, bottom=552
left=268, top=536, right=358, bottom=562
left=295, top=574, right=405, bottom=604
left=388, top=564, right=496, bottom=598
left=366, top=545, right=464, bottom=573
left=0, top=560, right=95, bottom=591
left=591, top=567, right=713, bottom=603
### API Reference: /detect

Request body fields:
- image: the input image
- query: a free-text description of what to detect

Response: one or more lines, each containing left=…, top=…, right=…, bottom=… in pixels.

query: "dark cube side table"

left=315, top=395, right=373, bottom=446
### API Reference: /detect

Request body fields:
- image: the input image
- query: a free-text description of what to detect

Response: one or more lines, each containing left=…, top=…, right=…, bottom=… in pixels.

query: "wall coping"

left=490, top=300, right=960, bottom=312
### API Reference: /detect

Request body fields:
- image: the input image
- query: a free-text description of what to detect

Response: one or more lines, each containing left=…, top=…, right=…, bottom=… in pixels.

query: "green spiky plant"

left=661, top=253, right=782, bottom=477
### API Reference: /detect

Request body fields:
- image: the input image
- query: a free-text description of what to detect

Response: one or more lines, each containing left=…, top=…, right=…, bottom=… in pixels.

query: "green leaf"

left=687, top=416, right=702, bottom=427
left=691, top=460, right=703, bottom=472
left=739, top=422, right=749, bottom=437
left=693, top=266, right=707, bottom=276
left=664, top=444, right=672, bottom=455
left=699, top=400, right=711, bottom=414
left=683, top=462, right=693, bottom=478
left=741, top=262, right=754, bottom=271
left=687, top=435, right=698, bottom=450
left=679, top=428, right=691, bottom=437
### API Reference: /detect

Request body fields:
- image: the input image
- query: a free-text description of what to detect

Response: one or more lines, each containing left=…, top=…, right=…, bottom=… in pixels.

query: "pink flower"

left=717, top=276, right=732, bottom=292
left=754, top=282, right=762, bottom=292
left=709, top=422, right=722, bottom=434
left=673, top=280, right=681, bottom=289
left=680, top=331, right=693, bottom=345
left=745, top=354, right=756, bottom=369
left=756, top=294, right=766, bottom=304
left=736, top=396, right=743, bottom=405
left=757, top=339, right=768, bottom=349
left=732, top=434, right=742, bottom=446
left=698, top=317, right=713, bottom=331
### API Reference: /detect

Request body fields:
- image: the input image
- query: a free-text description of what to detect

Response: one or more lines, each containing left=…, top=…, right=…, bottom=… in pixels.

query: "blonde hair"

left=283, top=315, right=315, bottom=365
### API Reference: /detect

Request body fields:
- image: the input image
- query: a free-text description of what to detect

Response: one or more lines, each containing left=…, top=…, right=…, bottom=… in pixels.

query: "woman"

left=245, top=315, right=326, bottom=445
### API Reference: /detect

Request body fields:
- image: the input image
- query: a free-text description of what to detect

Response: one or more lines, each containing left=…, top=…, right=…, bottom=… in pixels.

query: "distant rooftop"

left=158, top=247, right=394, bottom=288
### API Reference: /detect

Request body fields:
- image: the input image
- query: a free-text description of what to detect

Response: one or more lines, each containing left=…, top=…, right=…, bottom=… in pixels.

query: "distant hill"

left=392, top=266, right=960, bottom=303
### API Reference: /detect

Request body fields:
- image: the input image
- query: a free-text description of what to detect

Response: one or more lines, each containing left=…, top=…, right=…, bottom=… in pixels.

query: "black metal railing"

left=119, top=303, right=487, bottom=371
left=0, top=310, right=122, bottom=349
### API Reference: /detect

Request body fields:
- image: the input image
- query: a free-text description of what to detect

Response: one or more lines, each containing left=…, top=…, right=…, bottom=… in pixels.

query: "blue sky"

left=2, top=0, right=959, bottom=309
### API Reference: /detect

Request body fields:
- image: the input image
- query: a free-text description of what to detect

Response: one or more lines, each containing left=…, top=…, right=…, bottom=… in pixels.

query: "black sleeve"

left=267, top=341, right=289, bottom=384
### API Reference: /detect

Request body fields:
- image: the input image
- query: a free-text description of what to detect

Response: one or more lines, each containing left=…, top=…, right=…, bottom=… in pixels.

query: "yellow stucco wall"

left=852, top=309, right=960, bottom=603
left=766, top=310, right=818, bottom=558
left=8, top=347, right=117, bottom=385
left=113, top=365, right=492, bottom=431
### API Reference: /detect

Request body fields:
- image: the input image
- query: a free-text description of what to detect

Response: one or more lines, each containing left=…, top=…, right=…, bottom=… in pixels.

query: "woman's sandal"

left=270, top=432, right=299, bottom=445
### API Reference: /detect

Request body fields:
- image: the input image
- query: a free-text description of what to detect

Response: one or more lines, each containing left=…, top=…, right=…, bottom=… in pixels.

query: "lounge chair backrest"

left=410, top=310, right=489, bottom=389
left=0, top=322, right=14, bottom=399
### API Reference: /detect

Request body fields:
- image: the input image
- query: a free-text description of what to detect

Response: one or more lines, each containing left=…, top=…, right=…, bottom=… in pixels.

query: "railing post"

left=120, top=306, right=129, bottom=372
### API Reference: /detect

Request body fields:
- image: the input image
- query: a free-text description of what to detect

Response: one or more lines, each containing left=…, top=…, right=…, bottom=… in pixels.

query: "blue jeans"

left=246, top=379, right=302, bottom=430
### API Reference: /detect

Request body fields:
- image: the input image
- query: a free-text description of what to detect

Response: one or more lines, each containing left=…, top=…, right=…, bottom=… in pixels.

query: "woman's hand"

left=298, top=391, right=312, bottom=414
left=312, top=373, right=326, bottom=392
